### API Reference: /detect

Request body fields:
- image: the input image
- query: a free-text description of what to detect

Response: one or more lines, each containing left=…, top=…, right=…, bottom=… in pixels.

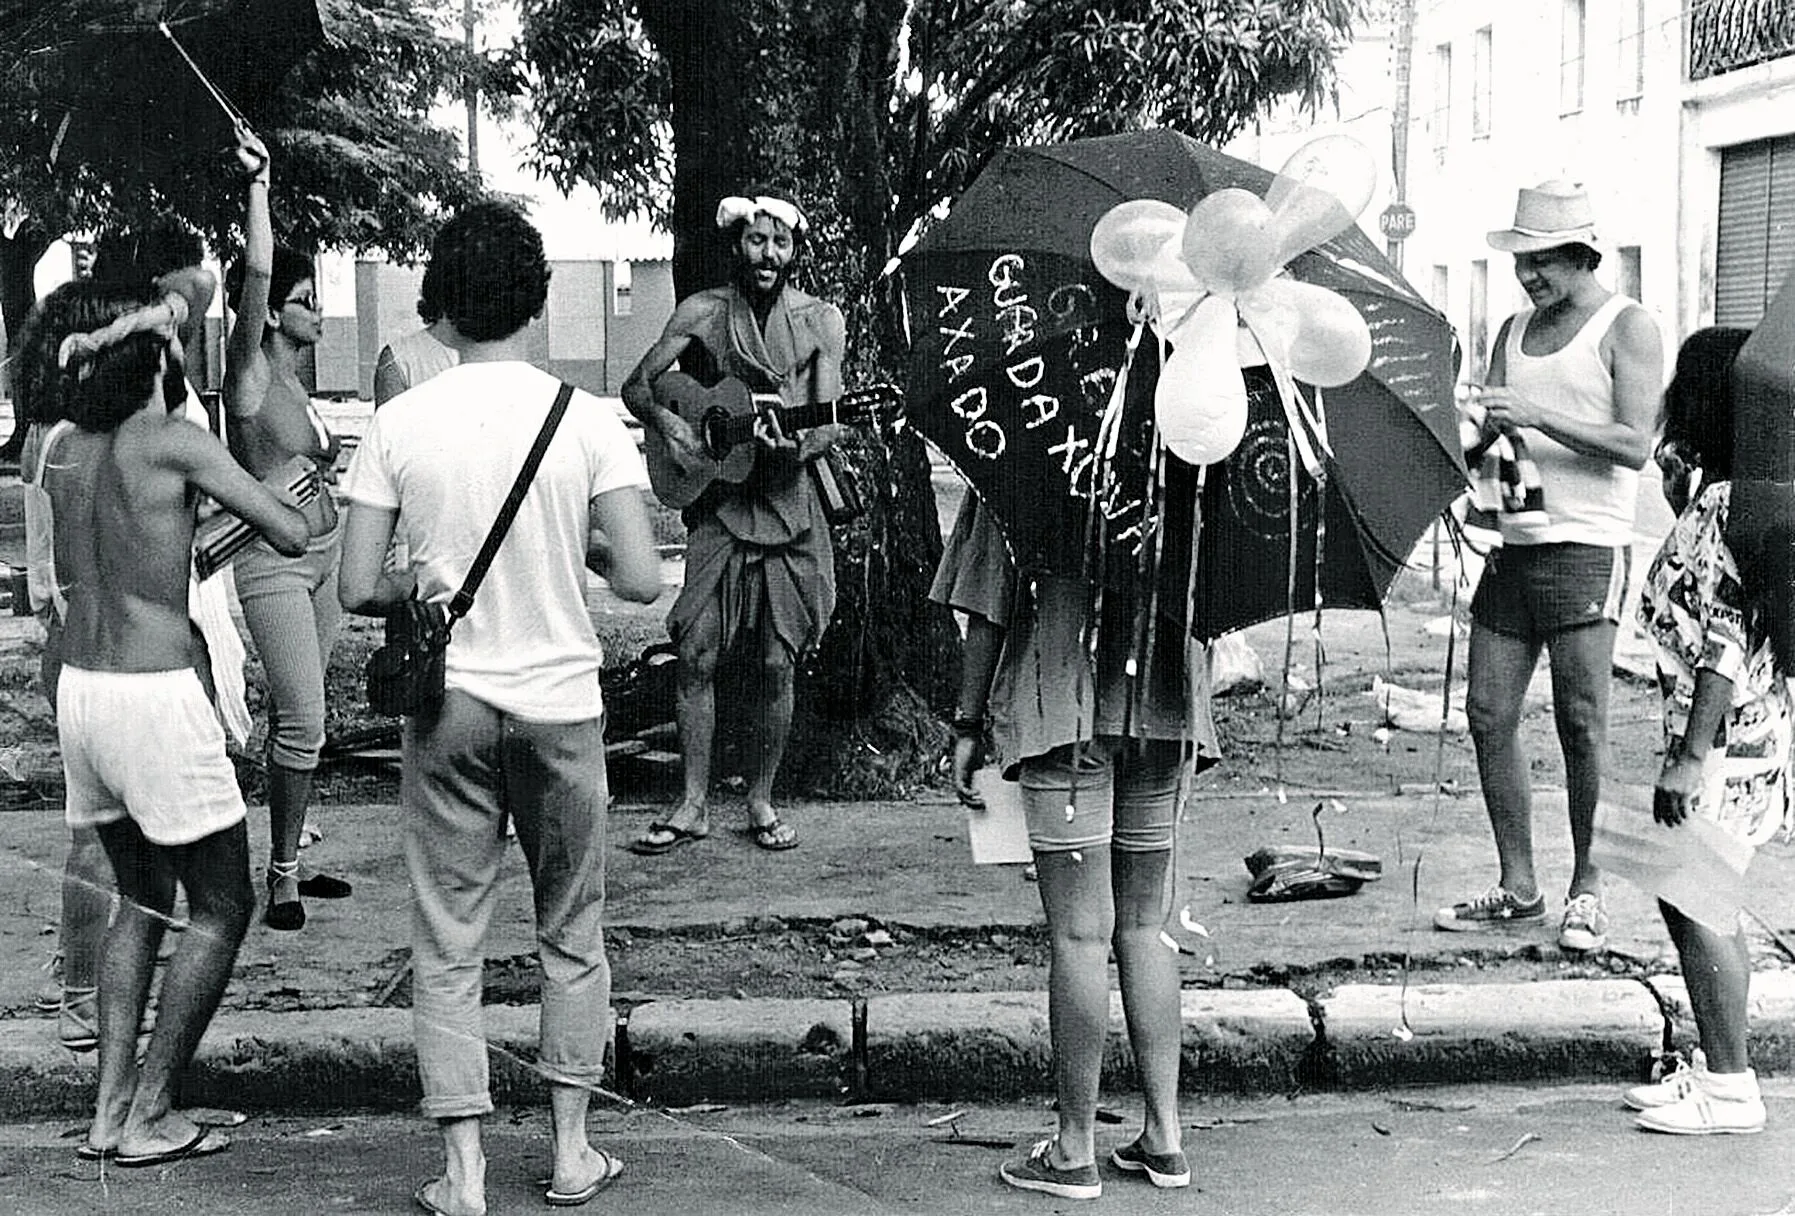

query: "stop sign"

left=1379, top=202, right=1417, bottom=240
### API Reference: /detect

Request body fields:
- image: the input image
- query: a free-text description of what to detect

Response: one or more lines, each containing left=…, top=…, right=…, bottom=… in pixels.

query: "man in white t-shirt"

left=338, top=201, right=661, bottom=1216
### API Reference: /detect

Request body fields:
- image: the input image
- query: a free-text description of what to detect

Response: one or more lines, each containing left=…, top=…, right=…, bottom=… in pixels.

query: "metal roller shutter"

left=1716, top=134, right=1795, bottom=328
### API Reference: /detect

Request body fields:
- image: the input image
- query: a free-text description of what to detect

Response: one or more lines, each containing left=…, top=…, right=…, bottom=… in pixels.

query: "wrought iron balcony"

left=1689, top=0, right=1795, bottom=82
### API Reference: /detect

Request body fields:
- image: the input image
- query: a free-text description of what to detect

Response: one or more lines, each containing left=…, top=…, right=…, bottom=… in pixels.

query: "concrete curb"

left=13, top=974, right=1795, bottom=1116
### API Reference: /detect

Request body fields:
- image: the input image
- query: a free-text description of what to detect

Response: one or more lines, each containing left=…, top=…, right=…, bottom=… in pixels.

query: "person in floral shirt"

left=1629, top=326, right=1792, bottom=1136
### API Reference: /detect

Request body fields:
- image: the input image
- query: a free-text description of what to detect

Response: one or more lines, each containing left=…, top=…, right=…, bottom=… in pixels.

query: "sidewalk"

left=5, top=740, right=1795, bottom=1115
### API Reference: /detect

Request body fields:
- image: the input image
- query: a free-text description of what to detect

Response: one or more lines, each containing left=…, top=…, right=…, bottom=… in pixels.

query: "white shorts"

left=58, top=666, right=246, bottom=846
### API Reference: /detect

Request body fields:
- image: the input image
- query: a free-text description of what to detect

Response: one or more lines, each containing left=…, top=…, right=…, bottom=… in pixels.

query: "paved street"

left=8, top=1086, right=1795, bottom=1215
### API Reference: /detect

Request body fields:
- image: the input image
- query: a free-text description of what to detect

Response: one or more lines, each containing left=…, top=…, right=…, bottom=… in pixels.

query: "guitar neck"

left=713, top=397, right=856, bottom=449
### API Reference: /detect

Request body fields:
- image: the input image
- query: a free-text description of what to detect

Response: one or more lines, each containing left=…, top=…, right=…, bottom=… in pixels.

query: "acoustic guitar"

left=645, top=371, right=902, bottom=509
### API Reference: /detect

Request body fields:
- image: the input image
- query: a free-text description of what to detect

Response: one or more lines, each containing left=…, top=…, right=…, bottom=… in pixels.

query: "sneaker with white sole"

left=1434, top=885, right=1547, bottom=932
left=1558, top=893, right=1609, bottom=952
left=999, top=1138, right=1101, bottom=1200
left=1624, top=1050, right=1705, bottom=1111
left=1635, top=1070, right=1765, bottom=1135
left=1110, top=1138, right=1191, bottom=1188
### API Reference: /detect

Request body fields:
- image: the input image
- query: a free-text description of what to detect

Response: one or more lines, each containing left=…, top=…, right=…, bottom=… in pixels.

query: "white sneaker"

left=1557, top=893, right=1609, bottom=952
left=1635, top=1071, right=1765, bottom=1135
left=1623, top=1050, right=1705, bottom=1111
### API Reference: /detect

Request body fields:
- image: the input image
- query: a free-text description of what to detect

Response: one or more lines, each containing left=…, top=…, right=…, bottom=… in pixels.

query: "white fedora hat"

left=1487, top=179, right=1599, bottom=253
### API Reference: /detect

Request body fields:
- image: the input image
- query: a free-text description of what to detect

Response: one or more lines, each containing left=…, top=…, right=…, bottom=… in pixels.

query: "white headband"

left=57, top=293, right=189, bottom=377
left=716, top=195, right=807, bottom=234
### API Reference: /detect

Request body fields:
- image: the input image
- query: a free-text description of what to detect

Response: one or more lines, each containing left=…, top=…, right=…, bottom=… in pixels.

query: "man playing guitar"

left=621, top=190, right=847, bottom=855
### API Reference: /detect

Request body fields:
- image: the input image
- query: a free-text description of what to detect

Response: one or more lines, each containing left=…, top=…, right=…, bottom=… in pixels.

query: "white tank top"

left=1499, top=294, right=1639, bottom=547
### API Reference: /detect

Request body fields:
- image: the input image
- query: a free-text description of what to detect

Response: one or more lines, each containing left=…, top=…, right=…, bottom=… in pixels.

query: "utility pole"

left=463, top=0, right=479, bottom=176
left=1388, top=0, right=1416, bottom=276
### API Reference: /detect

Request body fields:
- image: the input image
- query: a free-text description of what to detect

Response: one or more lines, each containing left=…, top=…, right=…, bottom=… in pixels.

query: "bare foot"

left=415, top=1176, right=486, bottom=1216
left=547, top=1144, right=623, bottom=1203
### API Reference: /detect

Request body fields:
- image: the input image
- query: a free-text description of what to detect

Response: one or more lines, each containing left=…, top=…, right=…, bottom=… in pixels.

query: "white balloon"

left=1157, top=296, right=1249, bottom=465
left=1264, top=135, right=1378, bottom=264
left=1244, top=279, right=1372, bottom=387
left=1179, top=188, right=1281, bottom=295
left=1091, top=200, right=1189, bottom=292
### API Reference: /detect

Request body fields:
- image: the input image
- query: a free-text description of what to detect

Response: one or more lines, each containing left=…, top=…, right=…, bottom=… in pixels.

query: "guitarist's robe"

left=664, top=284, right=845, bottom=660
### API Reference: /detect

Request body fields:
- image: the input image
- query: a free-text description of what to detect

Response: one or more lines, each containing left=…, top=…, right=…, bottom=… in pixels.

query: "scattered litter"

left=1094, top=1107, right=1124, bottom=1125
left=1370, top=676, right=1468, bottom=734
left=926, top=1110, right=968, bottom=1127
left=1389, top=1099, right=1475, bottom=1113
left=862, top=929, right=894, bottom=948
left=666, top=1103, right=729, bottom=1115
left=1489, top=1131, right=1540, bottom=1163
left=1392, top=1024, right=1415, bottom=1042
left=1371, top=1122, right=1391, bottom=1136
left=1372, top=726, right=1392, bottom=747
left=1179, top=908, right=1210, bottom=937
left=1423, top=614, right=1469, bottom=639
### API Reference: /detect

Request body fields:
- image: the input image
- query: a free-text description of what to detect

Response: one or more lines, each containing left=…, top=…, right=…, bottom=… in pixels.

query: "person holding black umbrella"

left=1435, top=180, right=1662, bottom=954
left=221, top=150, right=353, bottom=931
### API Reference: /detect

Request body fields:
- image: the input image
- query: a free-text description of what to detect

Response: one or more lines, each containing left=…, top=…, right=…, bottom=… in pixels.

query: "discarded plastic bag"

left=1245, top=858, right=1363, bottom=902
left=1590, top=782, right=1754, bottom=935
left=1244, top=844, right=1383, bottom=884
left=1208, top=632, right=1265, bottom=696
left=1370, top=675, right=1468, bottom=734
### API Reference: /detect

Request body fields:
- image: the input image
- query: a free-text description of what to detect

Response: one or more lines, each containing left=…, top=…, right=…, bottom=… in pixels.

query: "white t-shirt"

left=340, top=362, right=650, bottom=721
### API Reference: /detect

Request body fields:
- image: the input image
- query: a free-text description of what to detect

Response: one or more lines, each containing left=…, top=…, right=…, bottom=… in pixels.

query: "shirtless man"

left=45, top=270, right=313, bottom=1166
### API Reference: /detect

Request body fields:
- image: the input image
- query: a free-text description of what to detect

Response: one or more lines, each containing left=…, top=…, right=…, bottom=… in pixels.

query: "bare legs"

left=1661, top=901, right=1751, bottom=1073
left=86, top=818, right=252, bottom=1158
left=646, top=613, right=798, bottom=848
left=1466, top=620, right=1614, bottom=902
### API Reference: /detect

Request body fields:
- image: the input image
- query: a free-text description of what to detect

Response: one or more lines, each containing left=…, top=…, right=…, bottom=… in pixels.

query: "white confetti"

left=1125, top=657, right=1138, bottom=677
left=1159, top=930, right=1180, bottom=952
left=1071, top=850, right=1083, bottom=863
left=1392, top=1025, right=1414, bottom=1042
left=1179, top=907, right=1210, bottom=937
left=1330, top=799, right=1347, bottom=814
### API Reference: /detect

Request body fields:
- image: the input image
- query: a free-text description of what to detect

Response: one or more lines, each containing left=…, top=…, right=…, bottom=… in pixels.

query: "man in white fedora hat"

left=1436, top=179, right=1663, bottom=953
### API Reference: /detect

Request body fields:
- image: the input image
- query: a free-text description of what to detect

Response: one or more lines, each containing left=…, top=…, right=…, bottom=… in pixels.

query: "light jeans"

left=402, top=689, right=611, bottom=1119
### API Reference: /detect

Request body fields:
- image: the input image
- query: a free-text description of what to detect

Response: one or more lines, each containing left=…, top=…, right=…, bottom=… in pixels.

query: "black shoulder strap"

left=447, top=380, right=575, bottom=621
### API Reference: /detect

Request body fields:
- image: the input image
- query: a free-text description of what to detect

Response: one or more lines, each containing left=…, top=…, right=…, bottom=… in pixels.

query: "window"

left=1559, top=0, right=1585, bottom=114
left=1617, top=245, right=1642, bottom=303
left=1616, top=0, right=1645, bottom=103
left=1473, top=26, right=1493, bottom=138
left=1432, top=44, right=1453, bottom=152
left=613, top=260, right=633, bottom=316
left=1469, top=259, right=1490, bottom=384
left=1430, top=265, right=1450, bottom=313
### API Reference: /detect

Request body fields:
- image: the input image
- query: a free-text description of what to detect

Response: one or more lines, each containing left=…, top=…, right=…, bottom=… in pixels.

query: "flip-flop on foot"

left=114, top=1126, right=230, bottom=1168
left=750, top=818, right=799, bottom=851
left=627, top=822, right=710, bottom=856
left=545, top=1148, right=624, bottom=1206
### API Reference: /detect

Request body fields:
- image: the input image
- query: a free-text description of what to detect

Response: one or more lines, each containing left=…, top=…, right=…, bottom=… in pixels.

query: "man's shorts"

left=59, top=666, right=246, bottom=846
left=1470, top=542, right=1630, bottom=640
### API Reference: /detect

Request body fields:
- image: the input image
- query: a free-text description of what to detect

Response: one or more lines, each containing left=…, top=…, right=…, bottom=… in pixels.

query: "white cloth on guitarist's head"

left=715, top=195, right=808, bottom=234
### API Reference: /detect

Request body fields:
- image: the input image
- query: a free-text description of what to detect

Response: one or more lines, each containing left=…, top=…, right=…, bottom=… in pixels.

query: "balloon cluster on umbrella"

left=1088, top=135, right=1380, bottom=470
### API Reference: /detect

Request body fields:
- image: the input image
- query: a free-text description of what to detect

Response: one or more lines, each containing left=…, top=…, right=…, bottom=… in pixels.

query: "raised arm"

left=223, top=125, right=273, bottom=422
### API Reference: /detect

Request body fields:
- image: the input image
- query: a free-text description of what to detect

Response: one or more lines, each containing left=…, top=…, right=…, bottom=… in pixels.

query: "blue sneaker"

left=1110, top=1137, right=1191, bottom=1188
left=1433, top=885, right=1547, bottom=932
left=999, top=1138, right=1101, bottom=1200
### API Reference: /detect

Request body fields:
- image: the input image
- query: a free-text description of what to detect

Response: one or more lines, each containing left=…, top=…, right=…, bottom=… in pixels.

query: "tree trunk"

left=0, top=225, right=54, bottom=459
left=640, top=0, right=961, bottom=797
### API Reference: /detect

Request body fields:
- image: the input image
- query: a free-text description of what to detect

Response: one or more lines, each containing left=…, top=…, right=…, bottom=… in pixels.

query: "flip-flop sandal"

left=113, top=1125, right=230, bottom=1168
left=955, top=786, right=987, bottom=810
left=413, top=1179, right=457, bottom=1215
left=750, top=818, right=799, bottom=851
left=627, top=822, right=709, bottom=856
left=544, top=1148, right=625, bottom=1206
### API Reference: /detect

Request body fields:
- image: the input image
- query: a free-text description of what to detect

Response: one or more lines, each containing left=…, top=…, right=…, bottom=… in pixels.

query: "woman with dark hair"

left=1627, top=325, right=1791, bottom=1135
left=222, top=166, right=352, bottom=931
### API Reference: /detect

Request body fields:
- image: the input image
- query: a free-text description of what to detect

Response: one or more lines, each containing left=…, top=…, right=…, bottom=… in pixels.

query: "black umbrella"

left=25, top=0, right=325, bottom=175
left=903, top=129, right=1464, bottom=639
